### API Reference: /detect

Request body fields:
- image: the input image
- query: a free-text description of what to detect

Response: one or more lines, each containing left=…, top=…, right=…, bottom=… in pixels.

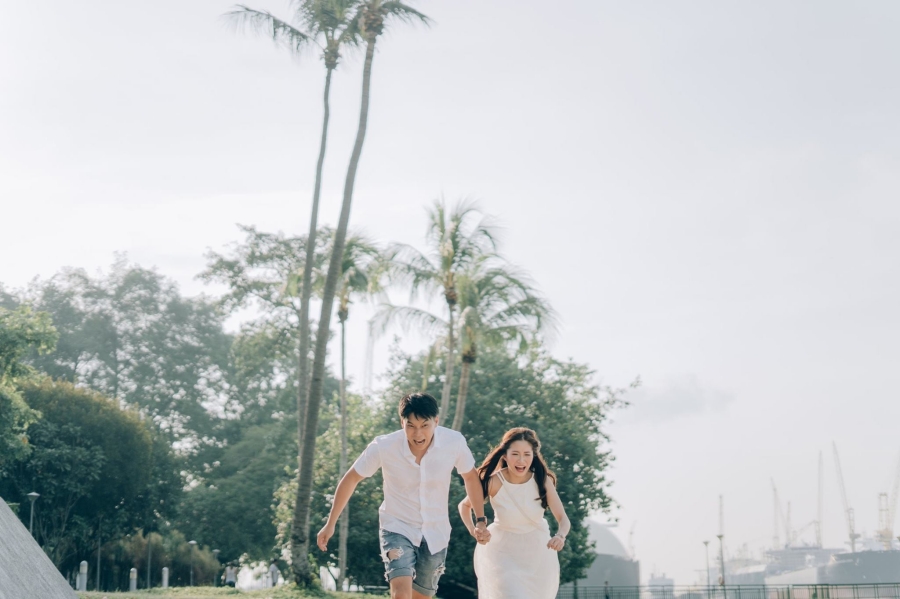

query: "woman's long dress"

left=473, top=471, right=560, bottom=598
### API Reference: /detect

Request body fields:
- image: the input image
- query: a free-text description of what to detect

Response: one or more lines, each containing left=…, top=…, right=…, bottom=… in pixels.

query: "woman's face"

left=504, top=439, right=535, bottom=477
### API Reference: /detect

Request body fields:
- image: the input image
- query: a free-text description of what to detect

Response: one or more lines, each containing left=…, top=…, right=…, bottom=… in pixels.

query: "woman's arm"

left=545, top=479, right=571, bottom=551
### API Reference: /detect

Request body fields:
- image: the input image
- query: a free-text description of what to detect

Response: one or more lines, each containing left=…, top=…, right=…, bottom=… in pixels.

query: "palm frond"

left=382, top=1, right=432, bottom=26
left=372, top=304, right=447, bottom=338
left=224, top=5, right=316, bottom=55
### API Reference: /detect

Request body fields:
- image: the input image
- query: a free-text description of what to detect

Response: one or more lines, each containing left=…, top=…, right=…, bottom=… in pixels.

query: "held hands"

left=316, top=523, right=336, bottom=551
left=473, top=522, right=491, bottom=545
left=547, top=534, right=565, bottom=552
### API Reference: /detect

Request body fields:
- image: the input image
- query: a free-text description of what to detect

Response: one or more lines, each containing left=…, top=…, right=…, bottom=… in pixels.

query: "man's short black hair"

left=398, top=392, right=439, bottom=421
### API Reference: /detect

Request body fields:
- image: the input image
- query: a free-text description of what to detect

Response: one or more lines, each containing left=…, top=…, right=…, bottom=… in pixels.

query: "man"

left=268, top=560, right=280, bottom=587
left=318, top=392, right=490, bottom=599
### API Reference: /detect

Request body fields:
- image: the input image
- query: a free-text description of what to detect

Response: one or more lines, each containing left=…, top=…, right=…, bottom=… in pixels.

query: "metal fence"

left=557, top=586, right=900, bottom=599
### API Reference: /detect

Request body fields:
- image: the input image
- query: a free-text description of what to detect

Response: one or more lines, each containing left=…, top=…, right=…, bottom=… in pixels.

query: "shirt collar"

left=399, top=424, right=443, bottom=459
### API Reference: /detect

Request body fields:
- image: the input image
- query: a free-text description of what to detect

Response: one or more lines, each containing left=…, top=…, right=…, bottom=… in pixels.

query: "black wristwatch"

left=475, top=516, right=487, bottom=525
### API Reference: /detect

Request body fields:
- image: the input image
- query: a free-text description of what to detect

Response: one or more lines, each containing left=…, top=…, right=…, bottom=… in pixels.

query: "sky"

left=3, top=0, right=900, bottom=585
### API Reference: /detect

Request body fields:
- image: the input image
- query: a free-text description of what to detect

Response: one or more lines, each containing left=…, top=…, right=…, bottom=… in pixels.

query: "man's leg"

left=388, top=576, right=433, bottom=599
left=410, top=539, right=447, bottom=598
left=380, top=531, right=417, bottom=599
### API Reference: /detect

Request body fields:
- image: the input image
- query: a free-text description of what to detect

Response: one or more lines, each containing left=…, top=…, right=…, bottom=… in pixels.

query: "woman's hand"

left=547, top=534, right=565, bottom=551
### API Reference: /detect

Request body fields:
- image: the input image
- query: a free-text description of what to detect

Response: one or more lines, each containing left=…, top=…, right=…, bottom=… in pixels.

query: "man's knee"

left=390, top=575, right=413, bottom=599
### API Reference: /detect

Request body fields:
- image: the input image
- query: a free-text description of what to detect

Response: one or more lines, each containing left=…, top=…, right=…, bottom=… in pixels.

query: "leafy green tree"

left=380, top=345, right=632, bottom=597
left=451, top=257, right=555, bottom=431
left=386, top=199, right=497, bottom=420
left=226, top=0, right=363, bottom=462
left=22, top=261, right=231, bottom=446
left=177, top=421, right=296, bottom=563
left=0, top=306, right=57, bottom=472
left=1, top=380, right=162, bottom=572
left=294, top=0, right=430, bottom=586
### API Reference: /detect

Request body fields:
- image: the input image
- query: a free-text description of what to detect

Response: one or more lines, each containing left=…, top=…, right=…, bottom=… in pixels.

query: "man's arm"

left=460, top=468, right=491, bottom=543
left=316, top=468, right=364, bottom=550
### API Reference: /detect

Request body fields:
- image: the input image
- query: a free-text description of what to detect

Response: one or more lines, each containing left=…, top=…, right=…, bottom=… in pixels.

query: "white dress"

left=473, top=471, right=560, bottom=598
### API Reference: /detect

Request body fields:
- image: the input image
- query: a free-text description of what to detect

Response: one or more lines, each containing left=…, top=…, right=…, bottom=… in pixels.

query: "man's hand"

left=317, top=523, right=336, bottom=551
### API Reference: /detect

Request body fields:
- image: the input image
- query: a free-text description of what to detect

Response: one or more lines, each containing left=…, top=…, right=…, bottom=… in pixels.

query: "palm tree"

left=332, top=232, right=386, bottom=588
left=225, top=0, right=360, bottom=457
left=387, top=199, right=497, bottom=420
left=450, top=257, right=556, bottom=431
left=293, top=0, right=430, bottom=587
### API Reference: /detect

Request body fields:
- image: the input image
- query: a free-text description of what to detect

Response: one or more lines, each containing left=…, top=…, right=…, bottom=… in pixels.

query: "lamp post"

left=189, top=540, right=197, bottom=586
left=717, top=534, right=726, bottom=588
left=27, top=492, right=40, bottom=535
left=704, top=540, right=710, bottom=592
left=213, top=550, right=220, bottom=587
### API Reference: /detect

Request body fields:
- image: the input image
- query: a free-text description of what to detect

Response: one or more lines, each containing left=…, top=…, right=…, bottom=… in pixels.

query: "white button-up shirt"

left=353, top=426, right=476, bottom=554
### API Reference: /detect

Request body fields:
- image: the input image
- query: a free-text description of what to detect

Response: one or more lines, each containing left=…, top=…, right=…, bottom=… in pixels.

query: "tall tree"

left=22, top=262, right=231, bottom=447
left=387, top=199, right=497, bottom=420
left=292, top=0, right=430, bottom=586
left=2, top=380, right=159, bottom=571
left=332, top=233, right=386, bottom=587
left=451, top=257, right=556, bottom=431
left=0, top=306, right=57, bottom=472
left=225, top=0, right=361, bottom=456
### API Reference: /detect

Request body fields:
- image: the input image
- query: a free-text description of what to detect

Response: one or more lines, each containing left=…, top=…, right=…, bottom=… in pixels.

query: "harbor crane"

left=833, top=442, right=860, bottom=553
left=771, top=479, right=792, bottom=548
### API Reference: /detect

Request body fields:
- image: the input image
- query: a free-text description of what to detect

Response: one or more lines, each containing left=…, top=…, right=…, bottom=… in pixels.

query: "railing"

left=557, top=586, right=900, bottom=599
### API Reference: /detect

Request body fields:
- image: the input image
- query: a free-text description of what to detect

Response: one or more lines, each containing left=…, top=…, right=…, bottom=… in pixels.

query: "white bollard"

left=76, top=560, right=88, bottom=591
left=129, top=567, right=137, bottom=591
left=162, top=566, right=169, bottom=588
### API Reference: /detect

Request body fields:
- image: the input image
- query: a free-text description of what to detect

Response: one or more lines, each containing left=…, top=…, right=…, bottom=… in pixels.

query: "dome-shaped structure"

left=588, top=521, right=630, bottom=558
left=559, top=520, right=640, bottom=590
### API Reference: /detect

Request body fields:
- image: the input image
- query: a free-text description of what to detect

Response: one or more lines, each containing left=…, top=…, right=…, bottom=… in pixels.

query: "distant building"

left=559, top=521, right=641, bottom=591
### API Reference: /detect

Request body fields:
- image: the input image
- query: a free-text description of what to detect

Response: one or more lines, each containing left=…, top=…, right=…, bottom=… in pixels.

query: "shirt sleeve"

left=352, top=438, right=382, bottom=478
left=455, top=436, right=476, bottom=474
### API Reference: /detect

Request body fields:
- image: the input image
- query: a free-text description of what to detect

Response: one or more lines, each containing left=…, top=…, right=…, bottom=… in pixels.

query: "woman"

left=459, top=427, right=570, bottom=598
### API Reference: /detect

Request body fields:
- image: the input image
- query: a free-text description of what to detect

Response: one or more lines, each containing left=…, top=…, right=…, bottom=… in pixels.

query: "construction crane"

left=875, top=450, right=900, bottom=549
left=833, top=442, right=860, bottom=553
left=771, top=479, right=792, bottom=548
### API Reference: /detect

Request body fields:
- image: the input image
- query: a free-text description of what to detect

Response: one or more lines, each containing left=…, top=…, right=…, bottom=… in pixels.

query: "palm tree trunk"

left=337, top=316, right=349, bottom=589
left=289, top=66, right=333, bottom=584
left=296, top=66, right=334, bottom=454
left=440, top=304, right=455, bottom=420
left=291, top=33, right=378, bottom=588
left=451, top=357, right=473, bottom=431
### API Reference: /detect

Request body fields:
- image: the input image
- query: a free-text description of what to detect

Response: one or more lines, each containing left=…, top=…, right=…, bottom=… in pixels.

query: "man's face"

left=402, top=414, right=438, bottom=449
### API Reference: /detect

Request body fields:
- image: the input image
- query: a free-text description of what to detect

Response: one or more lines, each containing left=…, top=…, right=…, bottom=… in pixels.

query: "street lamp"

left=27, top=492, right=40, bottom=535
left=213, top=549, right=220, bottom=587
left=703, top=540, right=710, bottom=591
left=717, top=534, right=726, bottom=587
left=189, top=540, right=197, bottom=587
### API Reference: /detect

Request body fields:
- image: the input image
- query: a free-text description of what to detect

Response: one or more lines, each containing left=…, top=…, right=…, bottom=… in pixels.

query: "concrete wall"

left=0, top=497, right=77, bottom=599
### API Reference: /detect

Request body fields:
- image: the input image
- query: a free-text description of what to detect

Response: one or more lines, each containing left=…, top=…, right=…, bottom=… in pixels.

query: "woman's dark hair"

left=398, top=392, right=440, bottom=421
left=477, top=427, right=557, bottom=508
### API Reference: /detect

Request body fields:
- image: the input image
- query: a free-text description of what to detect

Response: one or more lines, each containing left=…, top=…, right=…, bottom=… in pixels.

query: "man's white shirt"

left=352, top=426, right=476, bottom=554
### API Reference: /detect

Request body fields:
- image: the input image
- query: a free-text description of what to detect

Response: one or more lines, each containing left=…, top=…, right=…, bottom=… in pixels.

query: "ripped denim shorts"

left=379, top=529, right=447, bottom=597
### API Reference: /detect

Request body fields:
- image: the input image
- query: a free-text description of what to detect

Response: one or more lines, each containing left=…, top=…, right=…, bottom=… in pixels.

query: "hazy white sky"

left=3, top=0, right=900, bottom=584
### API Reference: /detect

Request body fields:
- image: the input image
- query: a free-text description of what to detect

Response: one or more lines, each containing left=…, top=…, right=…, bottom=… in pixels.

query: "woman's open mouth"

left=514, top=465, right=527, bottom=473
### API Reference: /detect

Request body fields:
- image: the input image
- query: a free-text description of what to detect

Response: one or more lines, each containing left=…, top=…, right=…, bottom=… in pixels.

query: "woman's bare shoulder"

left=487, top=469, right=505, bottom=497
